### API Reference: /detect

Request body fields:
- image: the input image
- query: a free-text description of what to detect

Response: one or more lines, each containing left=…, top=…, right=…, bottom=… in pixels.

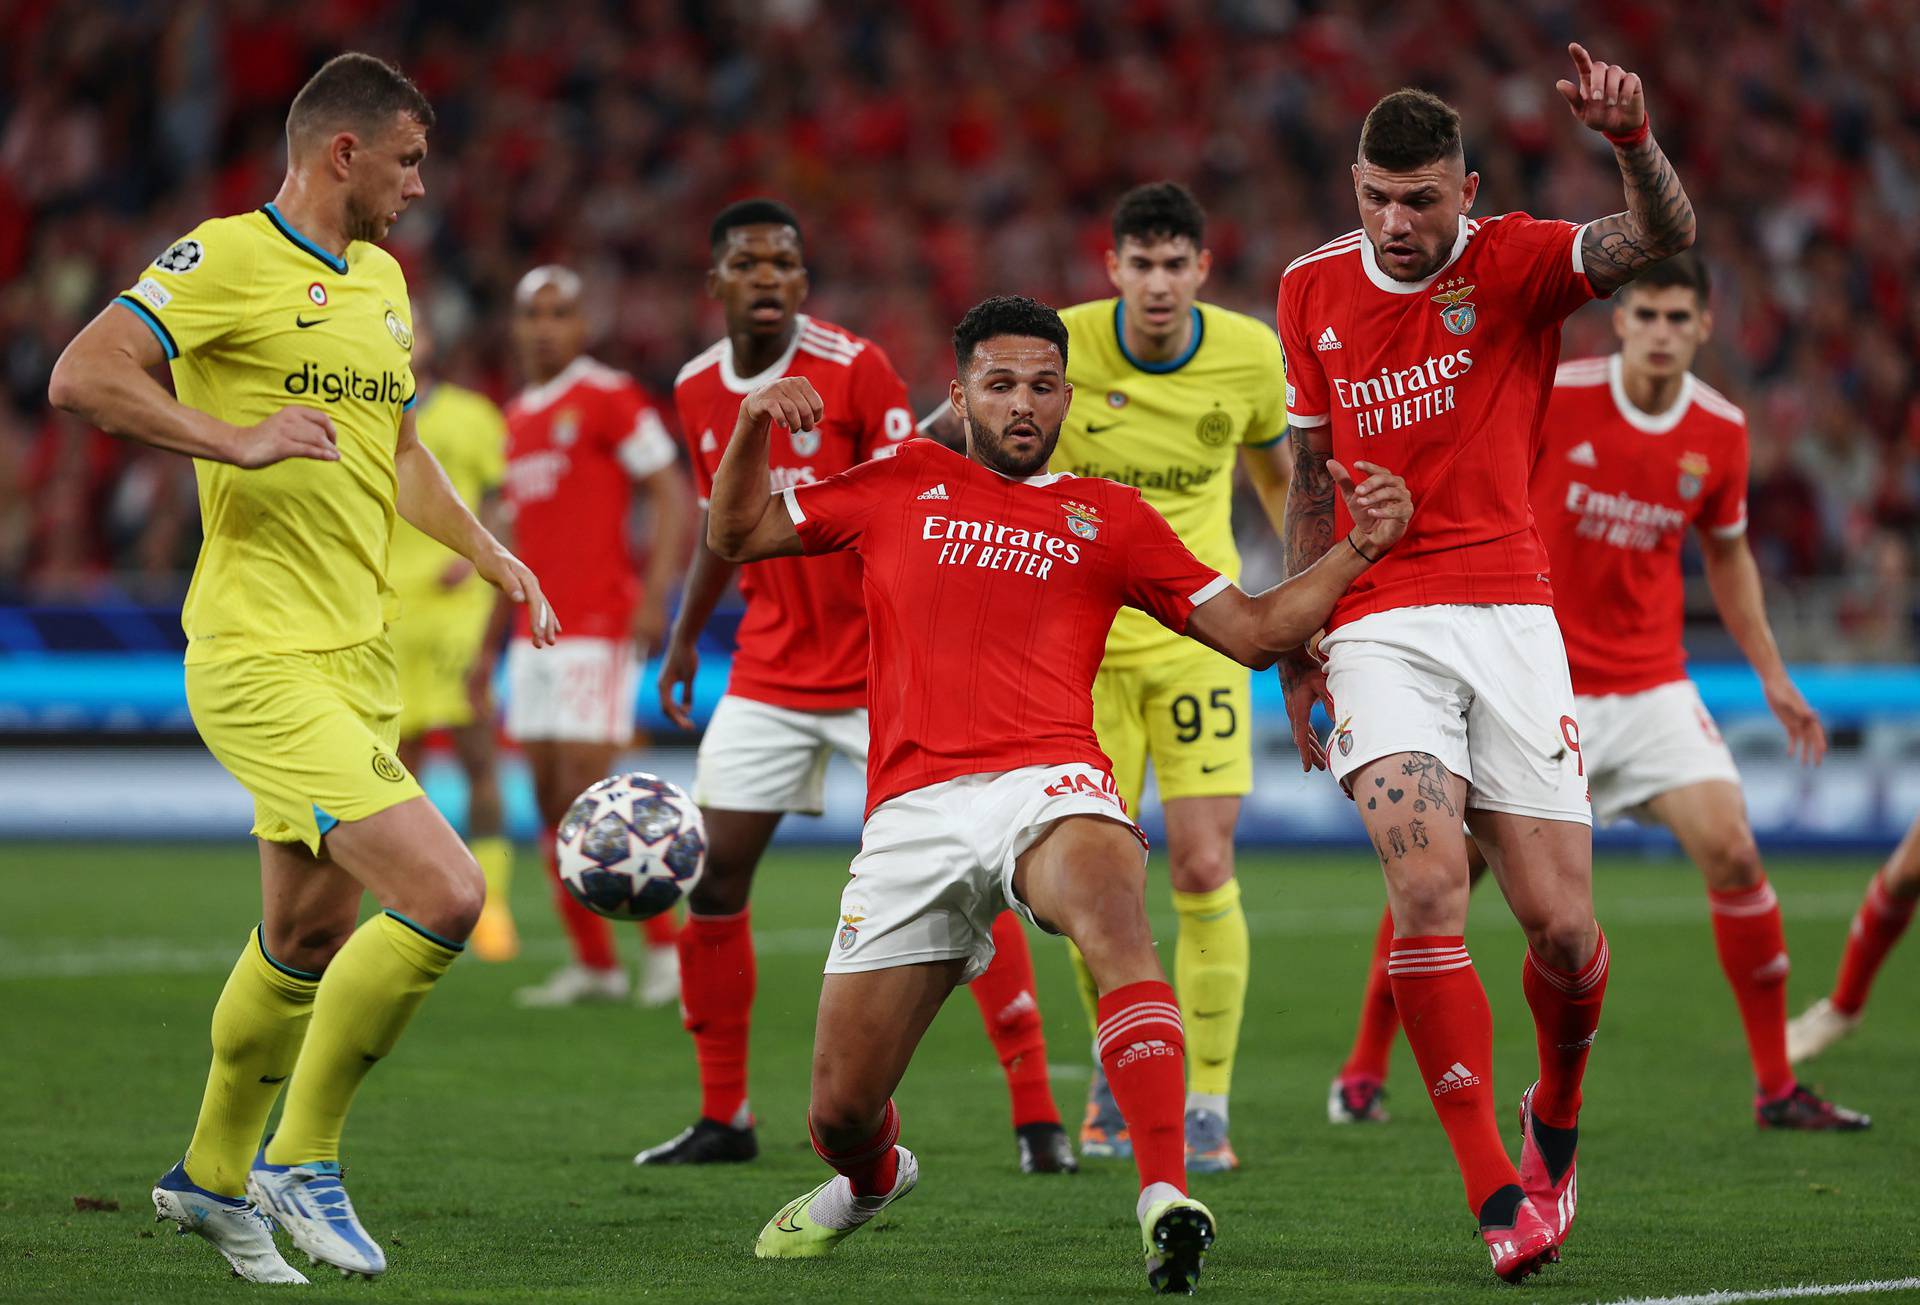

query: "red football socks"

left=1521, top=928, right=1610, bottom=1129
left=1388, top=936, right=1518, bottom=1214
left=1708, top=882, right=1794, bottom=1099
left=1832, top=870, right=1918, bottom=1017
left=810, top=1098, right=901, bottom=1198
left=1342, top=906, right=1401, bottom=1081
left=679, top=909, right=755, bottom=1124
left=545, top=827, right=618, bottom=971
left=641, top=909, right=680, bottom=948
left=1096, top=980, right=1187, bottom=1194
left=968, top=911, right=1060, bottom=1128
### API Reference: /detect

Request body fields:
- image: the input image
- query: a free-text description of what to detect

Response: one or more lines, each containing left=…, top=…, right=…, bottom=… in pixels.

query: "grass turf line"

left=1, top=844, right=1915, bottom=1302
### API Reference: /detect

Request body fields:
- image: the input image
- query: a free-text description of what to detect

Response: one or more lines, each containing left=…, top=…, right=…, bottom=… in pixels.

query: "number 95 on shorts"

left=1091, top=645, right=1252, bottom=808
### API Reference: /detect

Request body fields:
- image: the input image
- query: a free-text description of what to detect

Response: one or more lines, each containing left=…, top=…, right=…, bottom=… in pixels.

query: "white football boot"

left=246, top=1147, right=386, bottom=1278
left=638, top=943, right=681, bottom=1009
left=1787, top=996, right=1861, bottom=1064
left=513, top=963, right=630, bottom=1007
left=151, top=1159, right=307, bottom=1284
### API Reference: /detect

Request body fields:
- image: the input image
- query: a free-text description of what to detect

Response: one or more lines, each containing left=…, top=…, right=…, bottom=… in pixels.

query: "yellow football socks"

left=265, top=911, right=461, bottom=1165
left=1173, top=878, right=1249, bottom=1101
left=183, top=928, right=320, bottom=1196
left=468, top=836, right=519, bottom=961
left=1066, top=938, right=1102, bottom=1039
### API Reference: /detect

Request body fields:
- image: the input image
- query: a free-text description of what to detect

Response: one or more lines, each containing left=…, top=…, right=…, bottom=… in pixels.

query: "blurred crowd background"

left=2, top=0, right=1915, bottom=659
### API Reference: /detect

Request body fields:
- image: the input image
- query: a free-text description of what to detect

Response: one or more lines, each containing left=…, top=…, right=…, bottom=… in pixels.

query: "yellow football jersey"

left=114, top=205, right=417, bottom=662
left=386, top=382, right=506, bottom=604
left=1054, top=298, right=1286, bottom=662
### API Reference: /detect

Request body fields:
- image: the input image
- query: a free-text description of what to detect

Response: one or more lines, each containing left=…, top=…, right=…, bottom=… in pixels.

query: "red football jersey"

left=1532, top=355, right=1750, bottom=696
left=675, top=315, right=914, bottom=711
left=503, top=356, right=678, bottom=639
left=1277, top=213, right=1597, bottom=630
left=785, top=439, right=1227, bottom=816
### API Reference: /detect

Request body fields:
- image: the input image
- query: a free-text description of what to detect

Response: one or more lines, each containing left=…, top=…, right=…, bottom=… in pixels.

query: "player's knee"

left=1700, top=830, right=1764, bottom=891
left=1169, top=842, right=1234, bottom=894
left=411, top=855, right=485, bottom=941
left=1523, top=910, right=1598, bottom=972
left=1386, top=873, right=1465, bottom=936
left=265, top=918, right=353, bottom=972
left=687, top=855, right=754, bottom=916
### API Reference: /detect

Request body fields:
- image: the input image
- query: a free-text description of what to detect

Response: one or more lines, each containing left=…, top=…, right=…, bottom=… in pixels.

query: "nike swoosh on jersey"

left=295, top=315, right=329, bottom=328
left=1084, top=422, right=1119, bottom=434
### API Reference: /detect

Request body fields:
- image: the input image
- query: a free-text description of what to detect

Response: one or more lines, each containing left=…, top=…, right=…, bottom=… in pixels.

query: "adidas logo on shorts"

left=1432, top=1061, right=1481, bottom=1095
left=916, top=483, right=949, bottom=501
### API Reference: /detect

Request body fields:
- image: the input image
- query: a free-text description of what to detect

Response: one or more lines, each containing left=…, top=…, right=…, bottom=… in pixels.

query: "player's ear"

left=1696, top=306, right=1714, bottom=346
left=1611, top=300, right=1630, bottom=342
left=1460, top=170, right=1479, bottom=212
left=327, top=130, right=358, bottom=180
left=1062, top=380, right=1073, bottom=413
left=1194, top=248, right=1213, bottom=288
left=947, top=378, right=967, bottom=420
left=1104, top=248, right=1121, bottom=292
left=795, top=267, right=810, bottom=303
left=704, top=264, right=720, bottom=299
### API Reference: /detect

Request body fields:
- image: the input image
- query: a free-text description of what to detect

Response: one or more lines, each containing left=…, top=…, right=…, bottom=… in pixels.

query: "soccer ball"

left=555, top=772, right=706, bottom=920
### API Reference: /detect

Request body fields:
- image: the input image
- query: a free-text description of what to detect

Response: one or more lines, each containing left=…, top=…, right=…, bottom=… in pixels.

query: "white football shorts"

left=692, top=694, right=867, bottom=815
left=503, top=637, right=639, bottom=745
left=1578, top=678, right=1741, bottom=825
left=1322, top=603, right=1591, bottom=826
left=823, top=762, right=1146, bottom=983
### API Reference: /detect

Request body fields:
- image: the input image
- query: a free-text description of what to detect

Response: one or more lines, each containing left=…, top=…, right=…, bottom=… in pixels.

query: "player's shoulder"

left=1687, top=375, right=1748, bottom=430
left=431, top=381, right=504, bottom=423
left=1281, top=229, right=1366, bottom=288
left=144, top=212, right=266, bottom=283
left=1197, top=302, right=1282, bottom=359
left=349, top=238, right=407, bottom=287
left=674, top=338, right=730, bottom=392
left=1468, top=211, right=1580, bottom=252
left=1060, top=298, right=1117, bottom=335
left=794, top=314, right=871, bottom=370
left=1552, top=355, right=1613, bottom=390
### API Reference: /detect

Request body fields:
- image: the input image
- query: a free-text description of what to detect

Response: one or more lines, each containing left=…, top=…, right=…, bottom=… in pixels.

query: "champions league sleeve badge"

left=1062, top=501, right=1103, bottom=541
left=1431, top=278, right=1478, bottom=336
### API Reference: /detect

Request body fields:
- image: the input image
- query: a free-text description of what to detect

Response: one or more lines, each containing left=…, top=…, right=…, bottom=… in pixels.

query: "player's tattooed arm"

left=1556, top=42, right=1696, bottom=296
left=1276, top=421, right=1338, bottom=769
left=709, top=377, right=819, bottom=562
left=915, top=399, right=967, bottom=453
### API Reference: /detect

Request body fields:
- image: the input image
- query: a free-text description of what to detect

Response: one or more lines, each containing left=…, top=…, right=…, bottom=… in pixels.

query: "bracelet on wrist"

left=1604, top=112, right=1651, bottom=148
left=1348, top=534, right=1379, bottom=565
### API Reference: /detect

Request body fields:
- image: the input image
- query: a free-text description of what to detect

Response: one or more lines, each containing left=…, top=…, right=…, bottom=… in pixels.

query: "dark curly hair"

left=1112, top=181, right=1206, bottom=248
left=1359, top=88, right=1463, bottom=171
left=952, top=295, right=1069, bottom=372
left=709, top=197, right=804, bottom=261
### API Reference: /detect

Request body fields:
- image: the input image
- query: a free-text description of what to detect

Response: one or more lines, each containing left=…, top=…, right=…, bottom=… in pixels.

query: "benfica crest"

left=1678, top=451, right=1710, bottom=500
left=838, top=911, right=865, bottom=952
left=1062, top=500, right=1103, bottom=541
left=1431, top=277, right=1478, bottom=336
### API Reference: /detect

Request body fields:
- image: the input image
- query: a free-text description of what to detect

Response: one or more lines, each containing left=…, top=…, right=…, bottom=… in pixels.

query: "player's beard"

left=967, top=414, right=1059, bottom=479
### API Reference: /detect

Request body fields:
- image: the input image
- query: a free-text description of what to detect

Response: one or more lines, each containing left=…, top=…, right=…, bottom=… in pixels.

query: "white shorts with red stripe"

left=503, top=637, right=639, bottom=745
left=1577, top=679, right=1741, bottom=826
left=692, top=694, right=866, bottom=815
left=823, top=763, right=1146, bottom=983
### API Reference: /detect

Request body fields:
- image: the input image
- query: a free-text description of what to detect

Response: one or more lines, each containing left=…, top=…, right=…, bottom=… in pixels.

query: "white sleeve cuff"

left=1570, top=222, right=1589, bottom=276
left=780, top=485, right=806, bottom=525
left=1708, top=515, right=1748, bottom=540
left=1285, top=411, right=1329, bottom=429
left=1188, top=574, right=1232, bottom=607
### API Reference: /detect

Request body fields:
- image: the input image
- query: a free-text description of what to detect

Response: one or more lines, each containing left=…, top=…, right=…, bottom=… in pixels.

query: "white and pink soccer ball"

left=555, top=772, right=706, bottom=920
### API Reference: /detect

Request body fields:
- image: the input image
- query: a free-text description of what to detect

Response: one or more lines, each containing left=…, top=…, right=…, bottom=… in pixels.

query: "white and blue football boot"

left=151, top=1159, right=308, bottom=1284
left=246, top=1145, right=386, bottom=1278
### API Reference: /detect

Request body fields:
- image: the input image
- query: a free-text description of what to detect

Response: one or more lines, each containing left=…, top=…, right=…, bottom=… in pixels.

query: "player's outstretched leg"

left=638, top=807, right=780, bottom=1165
left=1792, top=827, right=1920, bottom=1064
left=970, top=911, right=1075, bottom=1174
left=1331, top=906, right=1398, bottom=1124
left=1018, top=816, right=1214, bottom=1294
left=755, top=961, right=957, bottom=1259
left=251, top=801, right=481, bottom=1278
left=156, top=924, right=322, bottom=1283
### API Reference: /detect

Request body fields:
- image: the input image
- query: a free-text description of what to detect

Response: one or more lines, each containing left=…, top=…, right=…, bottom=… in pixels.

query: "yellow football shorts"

left=1092, top=640, right=1253, bottom=815
left=185, top=637, right=424, bottom=853
left=388, top=586, right=493, bottom=738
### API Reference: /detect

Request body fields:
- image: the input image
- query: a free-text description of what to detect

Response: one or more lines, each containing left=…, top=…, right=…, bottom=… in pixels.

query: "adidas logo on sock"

left=1433, top=1061, right=1482, bottom=1095
left=916, top=483, right=949, bottom=500
left=1315, top=326, right=1343, bottom=351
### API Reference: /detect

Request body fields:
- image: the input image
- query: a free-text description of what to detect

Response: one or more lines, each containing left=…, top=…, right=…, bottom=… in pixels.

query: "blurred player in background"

left=485, top=265, right=692, bottom=1008
left=1276, top=46, right=1696, bottom=1281
left=926, top=181, right=1291, bottom=1172
left=1330, top=254, right=1868, bottom=1133
left=1791, top=814, right=1920, bottom=1061
left=640, top=199, right=1073, bottom=1173
left=708, top=294, right=1411, bottom=1290
left=387, top=316, right=518, bottom=961
left=49, top=53, right=555, bottom=1281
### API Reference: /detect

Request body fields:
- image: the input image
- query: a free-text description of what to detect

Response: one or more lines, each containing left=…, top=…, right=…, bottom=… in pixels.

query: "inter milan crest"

left=1431, top=277, right=1478, bottom=336
left=1062, top=500, right=1102, bottom=542
left=790, top=426, right=821, bottom=457
left=1678, top=451, right=1710, bottom=500
left=1195, top=408, right=1234, bottom=448
left=384, top=306, right=413, bottom=352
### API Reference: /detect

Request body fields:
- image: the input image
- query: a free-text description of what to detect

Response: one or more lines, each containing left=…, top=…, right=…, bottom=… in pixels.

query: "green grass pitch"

left=2, top=842, right=1917, bottom=1303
